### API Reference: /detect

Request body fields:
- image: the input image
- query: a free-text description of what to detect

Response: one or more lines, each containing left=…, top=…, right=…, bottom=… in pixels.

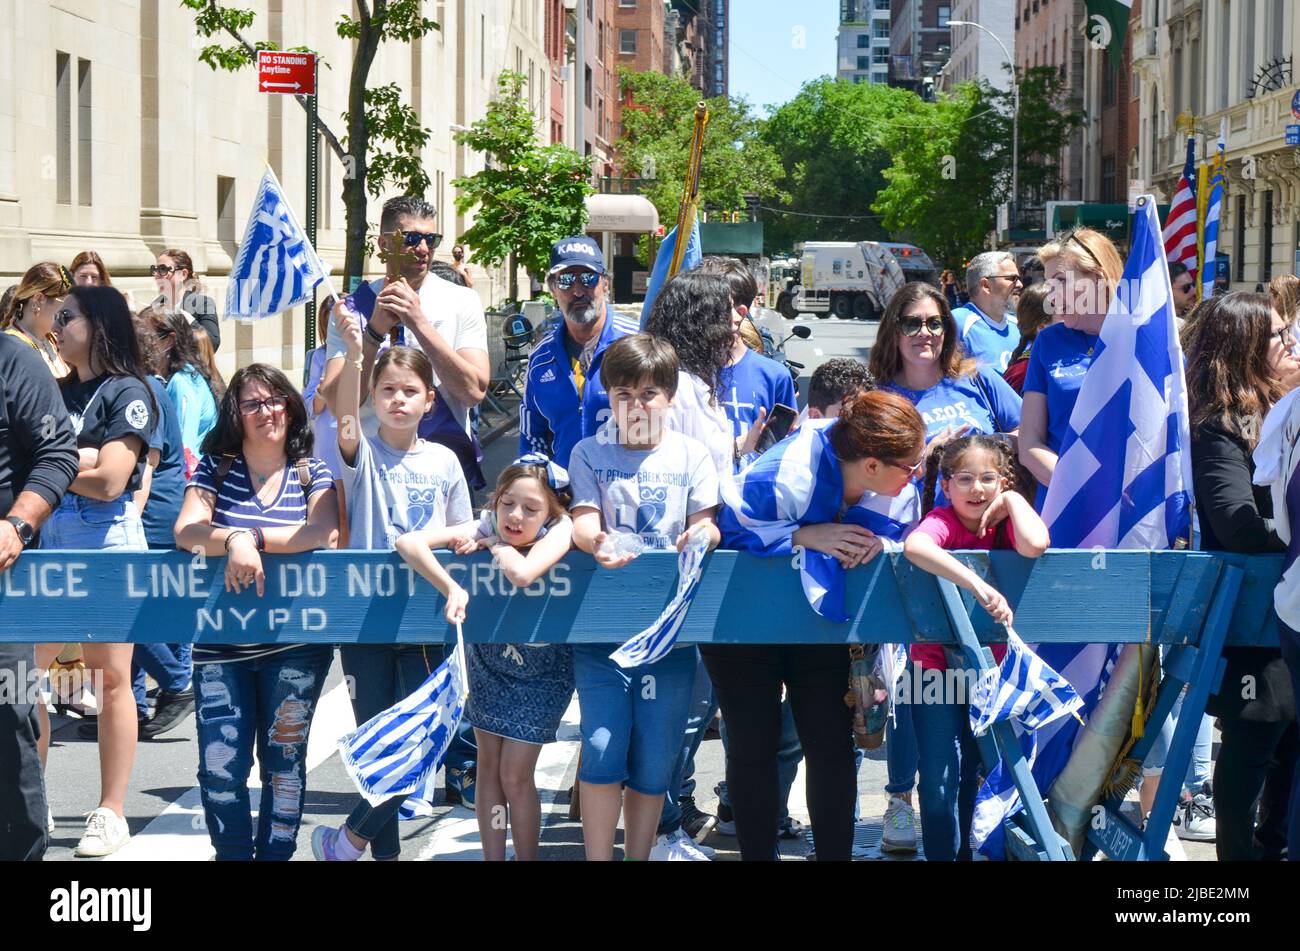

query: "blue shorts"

left=573, top=645, right=697, bottom=796
left=40, top=493, right=146, bottom=551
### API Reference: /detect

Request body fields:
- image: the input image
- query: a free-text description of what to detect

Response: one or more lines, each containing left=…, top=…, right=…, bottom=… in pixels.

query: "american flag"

left=1161, top=138, right=1197, bottom=275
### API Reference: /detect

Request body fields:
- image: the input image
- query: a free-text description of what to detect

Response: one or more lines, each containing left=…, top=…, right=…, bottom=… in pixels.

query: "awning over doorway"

left=585, top=194, right=660, bottom=233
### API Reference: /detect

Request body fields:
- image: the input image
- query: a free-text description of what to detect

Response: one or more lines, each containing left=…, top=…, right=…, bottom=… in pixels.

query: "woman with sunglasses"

left=34, top=286, right=156, bottom=857
left=0, top=262, right=72, bottom=376
left=150, top=249, right=221, bottom=353
left=173, top=364, right=339, bottom=861
left=1017, top=228, right=1124, bottom=508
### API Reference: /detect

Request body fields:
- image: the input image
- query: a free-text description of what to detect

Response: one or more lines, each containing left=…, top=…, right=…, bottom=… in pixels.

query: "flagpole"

left=264, top=163, right=341, bottom=304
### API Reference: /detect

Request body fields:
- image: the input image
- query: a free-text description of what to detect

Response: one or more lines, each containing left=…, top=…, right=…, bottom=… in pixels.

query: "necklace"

left=249, top=465, right=282, bottom=488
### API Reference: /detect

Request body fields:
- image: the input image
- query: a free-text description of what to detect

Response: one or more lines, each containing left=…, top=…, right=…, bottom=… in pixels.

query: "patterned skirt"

left=466, top=643, right=575, bottom=745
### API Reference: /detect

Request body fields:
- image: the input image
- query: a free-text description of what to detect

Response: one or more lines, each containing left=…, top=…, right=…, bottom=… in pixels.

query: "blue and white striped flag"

left=971, top=197, right=1192, bottom=856
left=969, top=628, right=1084, bottom=737
left=225, top=168, right=329, bottom=320
left=338, top=626, right=468, bottom=812
left=640, top=216, right=702, bottom=327
left=610, top=528, right=712, bottom=667
left=722, top=419, right=919, bottom=622
left=1200, top=141, right=1225, bottom=300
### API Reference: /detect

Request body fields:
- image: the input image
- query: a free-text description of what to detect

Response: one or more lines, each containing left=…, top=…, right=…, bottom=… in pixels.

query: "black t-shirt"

left=60, top=373, right=155, bottom=492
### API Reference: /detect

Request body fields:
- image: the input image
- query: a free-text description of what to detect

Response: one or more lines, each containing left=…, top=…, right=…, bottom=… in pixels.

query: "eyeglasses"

left=554, top=271, right=601, bottom=290
left=1174, top=282, right=1195, bottom=294
left=400, top=231, right=443, bottom=250
left=886, top=455, right=927, bottom=478
left=898, top=315, right=946, bottom=337
left=989, top=273, right=1023, bottom=285
left=950, top=470, right=1002, bottom=491
left=1273, top=327, right=1295, bottom=347
left=53, top=309, right=79, bottom=329
left=149, top=264, right=178, bottom=276
left=237, top=396, right=288, bottom=416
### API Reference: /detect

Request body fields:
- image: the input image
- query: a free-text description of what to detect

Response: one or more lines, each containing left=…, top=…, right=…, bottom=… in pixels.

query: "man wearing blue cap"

left=519, top=236, right=641, bottom=467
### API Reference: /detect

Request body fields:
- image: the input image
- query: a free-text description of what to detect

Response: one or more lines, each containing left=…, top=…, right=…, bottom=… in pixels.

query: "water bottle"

left=599, top=531, right=644, bottom=560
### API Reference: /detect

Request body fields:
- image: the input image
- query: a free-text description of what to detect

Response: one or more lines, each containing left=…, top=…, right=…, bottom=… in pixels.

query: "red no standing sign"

left=256, top=50, right=316, bottom=95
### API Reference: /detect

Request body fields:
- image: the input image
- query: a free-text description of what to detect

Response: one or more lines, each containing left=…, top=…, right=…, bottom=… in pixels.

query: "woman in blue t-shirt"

left=1018, top=229, right=1125, bottom=508
left=143, top=306, right=222, bottom=478
left=174, top=364, right=339, bottom=861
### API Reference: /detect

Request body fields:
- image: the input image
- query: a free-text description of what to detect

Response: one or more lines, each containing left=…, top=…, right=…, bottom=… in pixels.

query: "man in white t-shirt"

left=320, top=196, right=489, bottom=438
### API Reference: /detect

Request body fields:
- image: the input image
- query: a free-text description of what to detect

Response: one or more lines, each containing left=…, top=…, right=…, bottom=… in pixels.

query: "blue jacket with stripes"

left=518, top=305, right=641, bottom=468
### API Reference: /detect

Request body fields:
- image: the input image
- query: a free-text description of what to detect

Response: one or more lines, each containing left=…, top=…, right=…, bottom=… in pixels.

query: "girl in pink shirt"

left=901, top=434, right=1049, bottom=860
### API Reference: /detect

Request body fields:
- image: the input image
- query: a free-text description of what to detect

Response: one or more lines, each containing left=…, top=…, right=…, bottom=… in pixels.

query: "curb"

left=480, top=409, right=519, bottom=448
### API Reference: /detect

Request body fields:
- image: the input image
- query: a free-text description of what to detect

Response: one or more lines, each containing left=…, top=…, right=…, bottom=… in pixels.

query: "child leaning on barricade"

left=901, top=434, right=1049, bottom=861
left=310, top=299, right=475, bottom=862
left=565, top=332, right=722, bottom=861
left=399, top=455, right=575, bottom=861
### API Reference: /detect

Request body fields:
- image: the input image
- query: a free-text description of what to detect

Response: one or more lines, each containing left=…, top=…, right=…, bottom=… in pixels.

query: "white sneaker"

left=1172, top=791, right=1216, bottom=842
left=649, top=829, right=713, bottom=861
left=881, top=795, right=918, bottom=853
left=75, top=807, right=130, bottom=857
left=47, top=806, right=55, bottom=835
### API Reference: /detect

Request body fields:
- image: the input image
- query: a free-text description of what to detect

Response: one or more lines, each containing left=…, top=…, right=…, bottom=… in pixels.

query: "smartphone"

left=756, top=403, right=799, bottom=453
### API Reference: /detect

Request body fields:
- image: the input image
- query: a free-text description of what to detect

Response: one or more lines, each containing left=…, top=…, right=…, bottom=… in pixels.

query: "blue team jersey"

left=955, top=302, right=1021, bottom=373
left=718, top=349, right=797, bottom=439
left=1022, top=322, right=1099, bottom=509
left=885, top=366, right=1022, bottom=444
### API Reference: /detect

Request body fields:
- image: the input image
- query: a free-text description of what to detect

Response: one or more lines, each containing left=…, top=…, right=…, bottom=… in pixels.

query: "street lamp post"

left=949, top=19, right=1018, bottom=228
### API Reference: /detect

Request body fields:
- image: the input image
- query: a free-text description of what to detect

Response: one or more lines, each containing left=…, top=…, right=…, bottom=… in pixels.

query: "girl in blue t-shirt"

left=1019, top=229, right=1125, bottom=508
left=144, top=306, right=221, bottom=478
left=174, top=364, right=339, bottom=861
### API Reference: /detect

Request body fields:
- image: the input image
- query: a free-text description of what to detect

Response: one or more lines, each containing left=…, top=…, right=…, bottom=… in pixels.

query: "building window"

left=1262, top=190, right=1274, bottom=282
left=858, top=34, right=869, bottom=48
left=875, top=0, right=890, bottom=9
left=1101, top=156, right=1116, bottom=202
left=1235, top=194, right=1247, bottom=282
left=585, top=65, right=592, bottom=107
left=1102, top=52, right=1116, bottom=105
left=938, top=4, right=950, bottom=26
left=858, top=56, right=870, bottom=70
left=619, top=0, right=636, bottom=6
left=874, top=22, right=890, bottom=39
left=620, top=29, right=636, bottom=54
left=77, top=58, right=91, bottom=206
left=56, top=52, right=71, bottom=204
left=873, top=47, right=888, bottom=65
left=217, top=176, right=236, bottom=245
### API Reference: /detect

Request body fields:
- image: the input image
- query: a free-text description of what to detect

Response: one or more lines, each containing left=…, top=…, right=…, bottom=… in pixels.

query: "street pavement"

left=40, top=312, right=1214, bottom=861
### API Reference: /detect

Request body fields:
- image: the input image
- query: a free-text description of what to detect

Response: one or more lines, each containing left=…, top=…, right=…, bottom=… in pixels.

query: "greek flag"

left=225, top=168, right=329, bottom=320
left=1200, top=142, right=1225, bottom=300
left=722, top=419, right=919, bottom=623
left=969, top=628, right=1084, bottom=737
left=972, top=198, right=1191, bottom=856
left=640, top=216, right=701, bottom=327
left=610, top=528, right=712, bottom=667
left=338, top=627, right=468, bottom=813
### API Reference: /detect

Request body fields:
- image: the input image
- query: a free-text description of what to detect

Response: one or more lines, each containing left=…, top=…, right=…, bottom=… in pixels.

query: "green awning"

left=1051, top=203, right=1171, bottom=241
left=699, top=221, right=763, bottom=256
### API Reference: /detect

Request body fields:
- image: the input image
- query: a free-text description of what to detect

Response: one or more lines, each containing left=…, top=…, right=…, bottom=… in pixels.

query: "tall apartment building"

left=889, top=0, right=953, bottom=95
left=837, top=0, right=893, bottom=85
left=1, top=0, right=550, bottom=380
left=940, top=0, right=1014, bottom=91
left=611, top=0, right=669, bottom=142
left=665, top=1, right=727, bottom=97
left=1134, top=0, right=1299, bottom=289
left=1015, top=0, right=1086, bottom=203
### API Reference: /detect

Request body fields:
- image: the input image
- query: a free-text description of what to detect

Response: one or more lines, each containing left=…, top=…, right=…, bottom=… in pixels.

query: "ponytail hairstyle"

left=489, top=461, right=571, bottom=525
left=829, top=389, right=925, bottom=463
left=920, top=434, right=1019, bottom=515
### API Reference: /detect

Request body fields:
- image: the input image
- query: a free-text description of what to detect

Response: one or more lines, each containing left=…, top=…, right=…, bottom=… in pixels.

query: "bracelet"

left=364, top=323, right=386, bottom=345
left=251, top=526, right=266, bottom=551
left=224, top=529, right=253, bottom=552
left=350, top=357, right=364, bottom=373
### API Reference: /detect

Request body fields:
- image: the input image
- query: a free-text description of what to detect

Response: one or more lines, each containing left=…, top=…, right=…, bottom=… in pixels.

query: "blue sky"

left=728, top=1, right=840, bottom=114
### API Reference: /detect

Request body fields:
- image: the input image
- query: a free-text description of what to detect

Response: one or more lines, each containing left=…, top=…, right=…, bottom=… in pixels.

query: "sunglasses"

left=238, top=396, right=289, bottom=417
left=53, top=308, right=79, bottom=329
left=149, top=264, right=180, bottom=276
left=1174, top=282, right=1194, bottom=294
left=898, top=315, right=946, bottom=337
left=554, top=271, right=601, bottom=290
left=400, top=231, right=443, bottom=250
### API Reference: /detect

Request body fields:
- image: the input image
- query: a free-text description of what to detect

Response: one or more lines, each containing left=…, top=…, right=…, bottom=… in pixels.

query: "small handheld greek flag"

left=968, top=628, right=1084, bottom=737
left=338, top=625, right=469, bottom=810
left=609, top=528, right=712, bottom=668
left=226, top=167, right=330, bottom=320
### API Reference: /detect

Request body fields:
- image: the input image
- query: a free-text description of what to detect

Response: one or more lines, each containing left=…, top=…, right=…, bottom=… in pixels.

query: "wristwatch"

left=5, top=516, right=34, bottom=548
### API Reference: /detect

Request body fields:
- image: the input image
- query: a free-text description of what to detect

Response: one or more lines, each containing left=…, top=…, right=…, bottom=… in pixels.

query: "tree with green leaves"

left=182, top=0, right=438, bottom=282
left=615, top=68, right=786, bottom=246
left=452, top=71, right=593, bottom=297
left=760, top=78, right=923, bottom=253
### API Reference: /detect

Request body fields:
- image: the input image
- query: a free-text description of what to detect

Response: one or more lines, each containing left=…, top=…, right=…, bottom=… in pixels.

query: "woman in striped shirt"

left=174, top=363, right=339, bottom=861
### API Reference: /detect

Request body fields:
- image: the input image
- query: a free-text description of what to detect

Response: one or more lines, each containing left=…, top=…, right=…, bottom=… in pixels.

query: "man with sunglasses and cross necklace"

left=519, top=235, right=640, bottom=468
left=319, top=196, right=489, bottom=473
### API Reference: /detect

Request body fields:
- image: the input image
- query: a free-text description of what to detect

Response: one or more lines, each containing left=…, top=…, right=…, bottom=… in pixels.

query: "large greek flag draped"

left=972, top=198, right=1192, bottom=855
left=338, top=628, right=468, bottom=813
left=721, top=418, right=918, bottom=623
left=225, top=168, right=329, bottom=320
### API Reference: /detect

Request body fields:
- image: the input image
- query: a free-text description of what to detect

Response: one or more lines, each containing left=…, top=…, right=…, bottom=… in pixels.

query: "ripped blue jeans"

left=194, top=646, right=332, bottom=860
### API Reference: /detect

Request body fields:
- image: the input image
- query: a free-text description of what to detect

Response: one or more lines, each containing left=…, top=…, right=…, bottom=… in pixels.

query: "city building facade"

left=1, top=0, right=552, bottom=380
left=837, top=0, right=892, bottom=86
left=889, top=0, right=953, bottom=96
left=1015, top=0, right=1086, bottom=203
left=940, top=0, right=1014, bottom=92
